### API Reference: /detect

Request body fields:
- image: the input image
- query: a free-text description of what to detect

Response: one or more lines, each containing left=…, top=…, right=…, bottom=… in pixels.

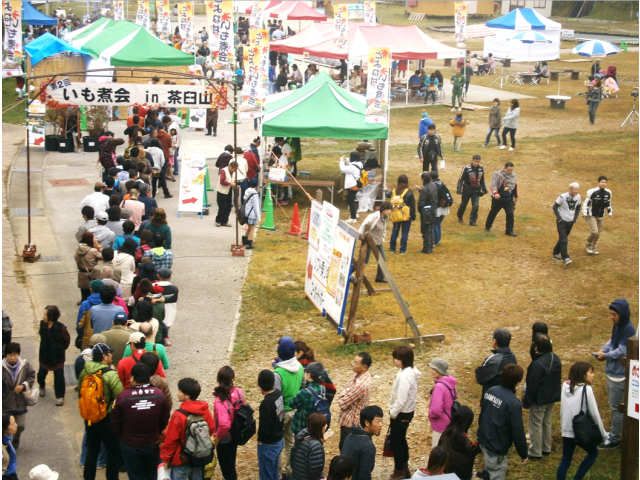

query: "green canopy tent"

left=262, top=72, right=388, bottom=140
left=64, top=17, right=115, bottom=47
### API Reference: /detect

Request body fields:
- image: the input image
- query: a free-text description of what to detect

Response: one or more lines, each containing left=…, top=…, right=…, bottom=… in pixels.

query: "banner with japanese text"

left=178, top=3, right=195, bottom=52
left=46, top=82, right=216, bottom=109
left=364, top=1, right=376, bottom=25
left=333, top=4, right=348, bottom=49
left=365, top=47, right=390, bottom=125
left=136, top=1, right=150, bottom=31
left=3, top=1, right=22, bottom=61
left=156, top=1, right=171, bottom=35
left=454, top=2, right=468, bottom=45
left=239, top=29, right=267, bottom=120
left=207, top=0, right=234, bottom=66
left=249, top=1, right=265, bottom=29
left=113, top=1, right=125, bottom=21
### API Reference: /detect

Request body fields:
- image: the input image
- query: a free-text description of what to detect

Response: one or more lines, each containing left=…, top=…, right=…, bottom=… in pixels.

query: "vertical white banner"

left=333, top=4, right=348, bottom=49
left=239, top=29, right=268, bottom=120
left=207, top=0, right=235, bottom=66
left=250, top=1, right=265, bottom=29
left=365, top=47, right=391, bottom=125
left=113, top=1, right=125, bottom=21
left=136, top=1, right=150, bottom=31
left=454, top=2, right=468, bottom=46
left=3, top=1, right=22, bottom=61
left=178, top=3, right=195, bottom=52
left=364, top=1, right=376, bottom=25
left=156, top=1, right=171, bottom=36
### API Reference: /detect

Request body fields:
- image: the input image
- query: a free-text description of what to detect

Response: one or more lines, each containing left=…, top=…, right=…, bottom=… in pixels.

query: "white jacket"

left=502, top=107, right=520, bottom=129
left=389, top=366, right=421, bottom=418
left=147, top=146, right=165, bottom=169
left=339, top=159, right=363, bottom=190
left=560, top=382, right=607, bottom=439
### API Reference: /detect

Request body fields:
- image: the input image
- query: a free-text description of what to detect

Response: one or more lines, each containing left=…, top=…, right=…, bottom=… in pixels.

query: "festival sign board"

left=454, top=2, right=468, bottom=46
left=250, top=1, right=265, bottom=29
left=178, top=2, right=195, bottom=52
left=629, top=360, right=639, bottom=420
left=318, top=201, right=340, bottom=261
left=239, top=28, right=267, bottom=120
left=364, top=1, right=376, bottom=25
left=188, top=108, right=207, bottom=129
left=136, top=1, right=150, bottom=30
left=365, top=47, right=390, bottom=125
left=333, top=4, right=348, bottom=49
left=113, top=1, right=125, bottom=21
left=156, top=1, right=171, bottom=35
left=207, top=0, right=234, bottom=66
left=46, top=82, right=216, bottom=108
left=305, top=244, right=326, bottom=313
left=178, top=152, right=207, bottom=216
left=307, top=200, right=323, bottom=250
left=324, top=223, right=357, bottom=328
left=3, top=1, right=23, bottom=61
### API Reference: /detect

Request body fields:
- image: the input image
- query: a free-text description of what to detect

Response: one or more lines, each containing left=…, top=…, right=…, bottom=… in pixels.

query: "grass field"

left=228, top=53, right=639, bottom=480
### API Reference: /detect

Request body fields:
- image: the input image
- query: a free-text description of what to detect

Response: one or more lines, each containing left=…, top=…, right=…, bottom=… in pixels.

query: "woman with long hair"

left=438, top=406, right=480, bottom=480
left=37, top=306, right=70, bottom=406
left=557, top=362, right=607, bottom=480
left=388, top=345, right=420, bottom=480
left=500, top=99, right=520, bottom=151
left=290, top=413, right=327, bottom=480
left=386, top=174, right=415, bottom=254
left=105, top=206, right=124, bottom=237
left=412, top=446, right=449, bottom=477
left=74, top=231, right=103, bottom=303
left=2, top=414, right=19, bottom=479
left=143, top=208, right=172, bottom=249
left=586, top=78, right=604, bottom=124
left=213, top=366, right=246, bottom=480
left=113, top=238, right=137, bottom=299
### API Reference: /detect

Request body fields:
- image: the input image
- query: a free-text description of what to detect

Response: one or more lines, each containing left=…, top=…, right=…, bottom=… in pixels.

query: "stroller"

left=605, top=65, right=618, bottom=85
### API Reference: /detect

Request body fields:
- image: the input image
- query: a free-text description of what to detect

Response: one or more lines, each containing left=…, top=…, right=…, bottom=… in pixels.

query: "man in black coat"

left=475, top=328, right=517, bottom=398
left=417, top=172, right=438, bottom=254
left=341, top=406, right=384, bottom=480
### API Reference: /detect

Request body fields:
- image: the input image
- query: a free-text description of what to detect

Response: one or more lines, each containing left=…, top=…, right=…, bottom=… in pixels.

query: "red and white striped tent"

left=235, top=1, right=282, bottom=15
left=465, top=23, right=496, bottom=38
left=268, top=1, right=327, bottom=21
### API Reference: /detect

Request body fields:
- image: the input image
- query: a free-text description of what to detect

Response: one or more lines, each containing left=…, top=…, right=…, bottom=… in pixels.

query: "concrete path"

left=4, top=103, right=256, bottom=478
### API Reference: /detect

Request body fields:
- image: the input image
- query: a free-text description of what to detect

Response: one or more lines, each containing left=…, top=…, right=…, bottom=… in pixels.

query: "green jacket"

left=451, top=74, right=465, bottom=91
left=77, top=360, right=124, bottom=413
left=122, top=341, right=170, bottom=370
left=275, top=363, right=304, bottom=412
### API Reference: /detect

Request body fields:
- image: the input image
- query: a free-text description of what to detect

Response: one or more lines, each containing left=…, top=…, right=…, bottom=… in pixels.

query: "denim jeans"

left=421, top=223, right=435, bottom=253
left=485, top=127, right=501, bottom=146
left=364, top=243, right=386, bottom=281
left=170, top=464, right=204, bottom=480
left=588, top=100, right=600, bottom=123
left=606, top=377, right=625, bottom=443
left=556, top=436, right=599, bottom=480
left=80, top=429, right=107, bottom=467
left=434, top=215, right=444, bottom=245
left=120, top=442, right=160, bottom=480
left=258, top=440, right=284, bottom=480
left=501, top=127, right=517, bottom=148
left=390, top=219, right=411, bottom=253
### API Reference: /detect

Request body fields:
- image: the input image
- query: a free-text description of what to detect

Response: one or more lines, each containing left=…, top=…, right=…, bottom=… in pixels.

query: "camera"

left=632, top=91, right=639, bottom=98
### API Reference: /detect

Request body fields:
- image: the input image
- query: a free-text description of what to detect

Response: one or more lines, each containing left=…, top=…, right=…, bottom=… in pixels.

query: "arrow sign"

left=182, top=197, right=198, bottom=204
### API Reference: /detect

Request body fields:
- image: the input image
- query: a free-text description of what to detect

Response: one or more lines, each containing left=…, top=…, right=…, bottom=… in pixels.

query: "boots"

left=387, top=469, right=405, bottom=480
left=245, top=239, right=254, bottom=249
left=213, top=128, right=217, bottom=137
left=403, top=463, right=411, bottom=478
left=241, top=236, right=247, bottom=245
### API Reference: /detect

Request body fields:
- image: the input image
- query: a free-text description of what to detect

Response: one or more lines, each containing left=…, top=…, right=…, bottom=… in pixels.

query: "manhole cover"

left=47, top=179, right=90, bottom=187
left=11, top=208, right=44, bottom=217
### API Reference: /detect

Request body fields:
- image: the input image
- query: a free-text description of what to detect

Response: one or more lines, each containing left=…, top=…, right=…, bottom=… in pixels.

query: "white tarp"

left=483, top=28, right=560, bottom=62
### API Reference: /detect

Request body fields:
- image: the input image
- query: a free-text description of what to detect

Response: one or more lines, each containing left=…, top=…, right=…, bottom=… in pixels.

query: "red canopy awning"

left=268, top=1, right=327, bottom=21
left=270, top=21, right=337, bottom=55
left=239, top=1, right=282, bottom=15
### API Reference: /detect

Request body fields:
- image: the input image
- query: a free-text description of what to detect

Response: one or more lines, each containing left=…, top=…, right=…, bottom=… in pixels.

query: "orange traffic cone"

left=285, top=203, right=302, bottom=236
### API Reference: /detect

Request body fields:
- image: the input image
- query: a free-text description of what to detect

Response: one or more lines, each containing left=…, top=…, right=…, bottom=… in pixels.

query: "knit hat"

left=306, top=362, right=324, bottom=380
left=277, top=340, right=296, bottom=361
left=89, top=279, right=105, bottom=293
left=428, top=357, right=449, bottom=376
left=421, top=109, right=428, bottom=118
left=157, top=268, right=172, bottom=278
left=89, top=334, right=107, bottom=347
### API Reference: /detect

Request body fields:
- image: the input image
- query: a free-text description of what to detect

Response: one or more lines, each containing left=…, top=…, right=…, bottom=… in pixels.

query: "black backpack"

left=436, top=181, right=454, bottom=208
left=237, top=193, right=258, bottom=226
left=230, top=392, right=257, bottom=446
left=306, top=386, right=332, bottom=428
left=436, top=382, right=460, bottom=419
left=421, top=188, right=436, bottom=225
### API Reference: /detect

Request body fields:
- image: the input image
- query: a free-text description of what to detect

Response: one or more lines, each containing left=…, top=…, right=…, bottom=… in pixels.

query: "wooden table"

left=263, top=176, right=336, bottom=204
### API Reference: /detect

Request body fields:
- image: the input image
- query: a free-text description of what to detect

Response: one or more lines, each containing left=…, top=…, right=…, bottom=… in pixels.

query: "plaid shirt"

left=288, top=381, right=324, bottom=435
left=143, top=248, right=173, bottom=270
left=337, top=371, right=372, bottom=428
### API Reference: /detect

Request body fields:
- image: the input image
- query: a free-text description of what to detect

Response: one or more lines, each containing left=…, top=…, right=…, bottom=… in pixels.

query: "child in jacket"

left=449, top=113, right=469, bottom=153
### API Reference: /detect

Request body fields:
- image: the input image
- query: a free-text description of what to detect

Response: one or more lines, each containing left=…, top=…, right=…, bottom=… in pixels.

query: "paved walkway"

left=4, top=103, right=256, bottom=477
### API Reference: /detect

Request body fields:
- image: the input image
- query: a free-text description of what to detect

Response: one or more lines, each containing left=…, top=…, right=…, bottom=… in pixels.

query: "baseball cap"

left=428, top=357, right=450, bottom=376
left=94, top=181, right=106, bottom=188
left=306, top=362, right=325, bottom=379
left=128, top=332, right=146, bottom=345
left=95, top=212, right=108, bottom=222
left=169, top=107, right=177, bottom=112
left=157, top=268, right=172, bottom=278
left=89, top=333, right=107, bottom=347
left=114, top=312, right=127, bottom=322
left=92, top=343, right=115, bottom=361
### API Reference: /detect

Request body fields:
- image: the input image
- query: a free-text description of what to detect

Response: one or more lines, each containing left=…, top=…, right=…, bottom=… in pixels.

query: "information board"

left=307, top=200, right=323, bottom=250
left=319, top=201, right=340, bottom=260
left=628, top=359, right=639, bottom=420
left=304, top=245, right=326, bottom=312
left=178, top=152, right=207, bottom=214
left=324, top=223, right=357, bottom=326
left=188, top=108, right=207, bottom=129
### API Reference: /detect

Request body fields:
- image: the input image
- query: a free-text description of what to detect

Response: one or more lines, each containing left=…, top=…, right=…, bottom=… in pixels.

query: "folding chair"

left=512, top=75, right=524, bottom=86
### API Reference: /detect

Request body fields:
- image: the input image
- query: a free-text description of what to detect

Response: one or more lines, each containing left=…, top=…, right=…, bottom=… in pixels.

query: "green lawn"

left=2, top=79, right=26, bottom=125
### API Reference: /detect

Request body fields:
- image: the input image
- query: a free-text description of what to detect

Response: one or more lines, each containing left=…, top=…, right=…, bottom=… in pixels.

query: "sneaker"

left=222, top=223, right=233, bottom=227
left=599, top=440, right=620, bottom=450
left=356, top=214, right=360, bottom=218
left=400, top=251, right=406, bottom=254
left=390, top=250, right=396, bottom=254
left=215, top=222, right=221, bottom=227
left=476, top=470, right=490, bottom=480
left=39, top=388, right=45, bottom=397
left=481, top=144, right=487, bottom=147
left=564, top=258, right=573, bottom=266
left=278, top=200, right=288, bottom=206
left=586, top=247, right=594, bottom=254
left=552, top=254, right=562, bottom=261
left=456, top=149, right=461, bottom=153
left=508, top=147, right=515, bottom=151
left=499, top=145, right=507, bottom=150
left=163, top=338, right=173, bottom=347
left=485, top=228, right=491, bottom=232
left=469, top=221, right=477, bottom=226
left=345, top=218, right=357, bottom=224
left=592, top=250, right=600, bottom=255
left=458, top=107, right=462, bottom=111
left=450, top=107, right=457, bottom=112
left=55, top=397, right=64, bottom=406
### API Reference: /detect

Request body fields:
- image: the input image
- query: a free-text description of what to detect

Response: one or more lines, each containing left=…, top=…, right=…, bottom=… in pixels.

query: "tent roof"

left=268, top=1, right=327, bottom=21
left=486, top=8, right=561, bottom=31
left=262, top=71, right=388, bottom=140
left=65, top=17, right=115, bottom=46
left=270, top=21, right=335, bottom=55
left=22, top=1, right=57, bottom=25
left=79, top=21, right=195, bottom=66
left=465, top=23, right=495, bottom=38
left=25, top=32, right=86, bottom=66
left=291, top=24, right=461, bottom=61
left=237, top=1, right=282, bottom=14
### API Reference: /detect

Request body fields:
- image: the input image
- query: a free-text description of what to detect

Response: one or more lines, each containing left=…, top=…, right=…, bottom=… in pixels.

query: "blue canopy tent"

left=25, top=32, right=86, bottom=66
left=22, top=1, right=58, bottom=25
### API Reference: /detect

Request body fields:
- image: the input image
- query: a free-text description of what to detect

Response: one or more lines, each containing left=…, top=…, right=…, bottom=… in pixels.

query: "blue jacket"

left=603, top=298, right=636, bottom=378
left=76, top=293, right=102, bottom=336
left=419, top=117, right=434, bottom=138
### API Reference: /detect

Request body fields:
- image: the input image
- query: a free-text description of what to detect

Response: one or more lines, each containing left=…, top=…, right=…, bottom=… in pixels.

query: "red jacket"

left=117, top=349, right=165, bottom=388
left=243, top=151, right=260, bottom=179
left=159, top=400, right=215, bottom=466
left=156, top=130, right=173, bottom=159
left=111, top=383, right=170, bottom=446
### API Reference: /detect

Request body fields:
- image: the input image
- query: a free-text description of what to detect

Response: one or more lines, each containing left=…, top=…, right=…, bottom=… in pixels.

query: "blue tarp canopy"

left=25, top=32, right=85, bottom=66
left=22, top=0, right=58, bottom=25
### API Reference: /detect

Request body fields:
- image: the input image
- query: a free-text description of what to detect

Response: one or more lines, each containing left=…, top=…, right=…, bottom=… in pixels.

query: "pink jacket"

left=112, top=296, right=129, bottom=316
left=428, top=375, right=457, bottom=433
left=213, top=387, right=245, bottom=441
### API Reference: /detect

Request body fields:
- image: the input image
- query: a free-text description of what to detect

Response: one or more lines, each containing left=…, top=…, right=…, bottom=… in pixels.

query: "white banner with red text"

left=365, top=47, right=391, bottom=125
left=3, top=1, right=23, bottom=61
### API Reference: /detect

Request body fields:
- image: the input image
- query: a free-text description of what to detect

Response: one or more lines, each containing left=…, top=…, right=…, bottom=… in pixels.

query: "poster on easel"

left=188, top=108, right=207, bottom=129
left=178, top=152, right=207, bottom=215
left=324, top=223, right=357, bottom=327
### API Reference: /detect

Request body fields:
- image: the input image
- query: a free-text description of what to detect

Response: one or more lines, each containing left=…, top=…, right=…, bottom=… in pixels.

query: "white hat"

left=29, top=465, right=59, bottom=480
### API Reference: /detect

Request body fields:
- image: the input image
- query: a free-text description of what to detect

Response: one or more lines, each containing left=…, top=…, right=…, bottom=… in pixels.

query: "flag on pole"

left=3, top=1, right=22, bottom=61
left=239, top=29, right=268, bottom=120
left=333, top=5, right=348, bottom=49
left=113, top=1, right=125, bottom=21
left=206, top=1, right=235, bottom=67
left=156, top=1, right=171, bottom=36
left=178, top=3, right=195, bottom=53
left=454, top=2, right=468, bottom=46
left=250, top=1, right=265, bottom=29
left=365, top=47, right=391, bottom=125
left=136, top=1, right=150, bottom=31
left=364, top=1, right=376, bottom=25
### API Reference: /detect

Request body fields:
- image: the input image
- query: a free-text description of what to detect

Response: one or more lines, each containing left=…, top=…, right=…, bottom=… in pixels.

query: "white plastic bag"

left=157, top=464, right=170, bottom=480
left=439, top=159, right=446, bottom=170
left=356, top=182, right=381, bottom=213
left=23, top=385, right=39, bottom=406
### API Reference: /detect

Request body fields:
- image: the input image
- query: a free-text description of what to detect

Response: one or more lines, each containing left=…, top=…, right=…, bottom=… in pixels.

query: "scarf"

left=499, top=169, right=517, bottom=191
left=2, top=435, right=17, bottom=474
left=5, top=358, right=21, bottom=385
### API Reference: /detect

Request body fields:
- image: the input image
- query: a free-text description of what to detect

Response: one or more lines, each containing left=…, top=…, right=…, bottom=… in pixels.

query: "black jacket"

left=477, top=385, right=528, bottom=458
left=438, top=431, right=481, bottom=480
left=522, top=352, right=562, bottom=409
left=475, top=347, right=517, bottom=397
left=290, top=428, right=325, bottom=480
left=417, top=133, right=443, bottom=160
left=38, top=321, right=71, bottom=367
left=385, top=188, right=416, bottom=221
left=341, top=426, right=376, bottom=480
left=418, top=182, right=438, bottom=226
left=457, top=164, right=487, bottom=195
left=258, top=389, right=285, bottom=444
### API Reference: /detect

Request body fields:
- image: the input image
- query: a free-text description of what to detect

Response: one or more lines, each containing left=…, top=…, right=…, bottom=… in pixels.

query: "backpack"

left=177, top=409, right=215, bottom=467
left=353, top=163, right=368, bottom=190
left=78, top=368, right=110, bottom=425
left=229, top=391, right=257, bottom=446
left=436, top=382, right=460, bottom=419
left=98, top=137, right=116, bottom=170
left=389, top=189, right=411, bottom=223
left=306, top=386, right=332, bottom=429
left=237, top=193, right=258, bottom=226
left=436, top=181, right=454, bottom=208
left=420, top=188, right=436, bottom=225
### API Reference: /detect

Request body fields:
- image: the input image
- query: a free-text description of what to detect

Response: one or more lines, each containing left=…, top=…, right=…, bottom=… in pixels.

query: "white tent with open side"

left=483, top=8, right=561, bottom=62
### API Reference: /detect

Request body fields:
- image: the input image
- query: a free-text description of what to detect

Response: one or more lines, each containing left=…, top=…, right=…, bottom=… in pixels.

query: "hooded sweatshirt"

left=502, top=107, right=521, bottom=129
left=146, top=146, right=165, bottom=169
left=389, top=366, right=421, bottom=418
left=89, top=224, right=116, bottom=249
left=603, top=298, right=635, bottom=379
left=560, top=382, right=607, bottom=439
left=160, top=400, right=215, bottom=466
left=341, top=426, right=376, bottom=480
left=419, top=116, right=434, bottom=138
left=243, top=188, right=261, bottom=225
left=428, top=375, right=457, bottom=433
left=274, top=357, right=304, bottom=411
left=76, top=292, right=103, bottom=347
left=113, top=251, right=136, bottom=288
left=449, top=116, right=469, bottom=137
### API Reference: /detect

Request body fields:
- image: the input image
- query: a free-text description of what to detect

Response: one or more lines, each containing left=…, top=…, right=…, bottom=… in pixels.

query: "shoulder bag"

left=572, top=385, right=604, bottom=449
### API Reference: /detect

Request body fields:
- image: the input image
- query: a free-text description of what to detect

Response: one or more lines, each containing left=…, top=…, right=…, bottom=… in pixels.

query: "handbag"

left=22, top=383, right=39, bottom=407
left=572, top=385, right=604, bottom=449
left=382, top=426, right=394, bottom=457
